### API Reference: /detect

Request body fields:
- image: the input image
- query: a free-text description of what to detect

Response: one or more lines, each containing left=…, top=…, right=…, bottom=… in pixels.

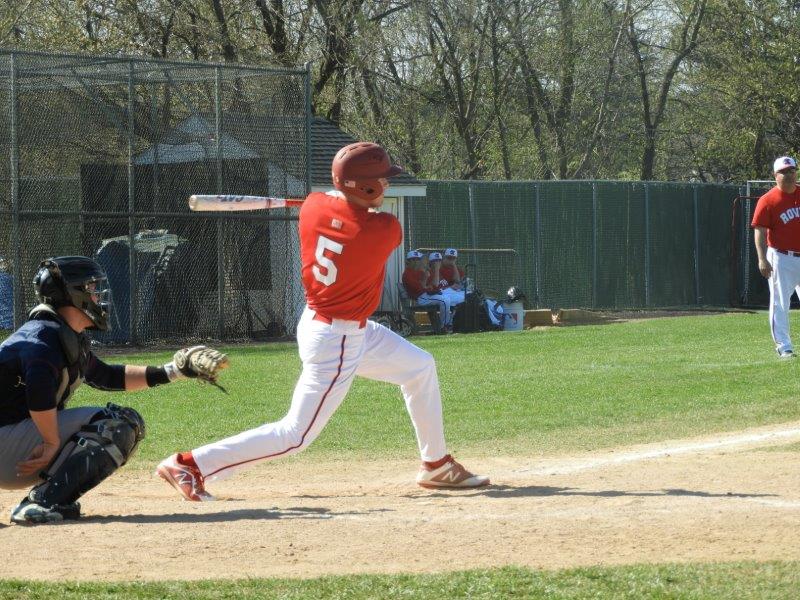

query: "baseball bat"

left=188, top=194, right=305, bottom=212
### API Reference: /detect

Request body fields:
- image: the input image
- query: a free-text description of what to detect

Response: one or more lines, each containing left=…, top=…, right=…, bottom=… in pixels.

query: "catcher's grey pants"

left=0, top=406, right=102, bottom=489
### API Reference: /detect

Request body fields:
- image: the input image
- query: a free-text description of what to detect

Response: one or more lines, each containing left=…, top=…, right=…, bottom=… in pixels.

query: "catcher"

left=0, top=256, right=228, bottom=525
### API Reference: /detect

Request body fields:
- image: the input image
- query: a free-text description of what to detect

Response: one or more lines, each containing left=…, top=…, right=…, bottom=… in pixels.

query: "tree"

left=625, top=0, right=707, bottom=180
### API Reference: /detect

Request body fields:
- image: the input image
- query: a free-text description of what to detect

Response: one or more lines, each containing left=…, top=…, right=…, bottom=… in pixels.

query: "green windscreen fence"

left=406, top=181, right=742, bottom=310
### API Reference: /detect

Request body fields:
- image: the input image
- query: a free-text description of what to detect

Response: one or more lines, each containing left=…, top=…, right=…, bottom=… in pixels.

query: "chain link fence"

left=406, top=181, right=744, bottom=310
left=0, top=50, right=310, bottom=344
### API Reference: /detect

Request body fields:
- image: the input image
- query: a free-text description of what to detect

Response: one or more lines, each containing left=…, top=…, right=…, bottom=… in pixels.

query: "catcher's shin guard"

left=27, top=403, right=145, bottom=508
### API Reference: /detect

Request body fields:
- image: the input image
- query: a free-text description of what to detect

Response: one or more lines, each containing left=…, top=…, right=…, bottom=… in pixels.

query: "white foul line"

left=513, top=425, right=800, bottom=477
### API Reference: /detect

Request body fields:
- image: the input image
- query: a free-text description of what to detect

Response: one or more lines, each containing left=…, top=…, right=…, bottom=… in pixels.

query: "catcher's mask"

left=331, top=142, right=403, bottom=204
left=506, top=286, right=526, bottom=303
left=33, top=256, right=112, bottom=331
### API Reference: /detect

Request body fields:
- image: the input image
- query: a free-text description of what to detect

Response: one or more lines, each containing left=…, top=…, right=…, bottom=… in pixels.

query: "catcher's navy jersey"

left=0, top=313, right=121, bottom=427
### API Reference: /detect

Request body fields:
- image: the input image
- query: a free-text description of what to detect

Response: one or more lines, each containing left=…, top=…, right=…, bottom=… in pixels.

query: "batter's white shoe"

left=778, top=350, right=795, bottom=359
left=416, top=455, right=490, bottom=489
left=156, top=454, right=215, bottom=502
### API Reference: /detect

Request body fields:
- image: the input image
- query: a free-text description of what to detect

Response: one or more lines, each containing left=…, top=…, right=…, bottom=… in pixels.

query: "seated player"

left=435, top=249, right=466, bottom=306
left=402, top=250, right=453, bottom=332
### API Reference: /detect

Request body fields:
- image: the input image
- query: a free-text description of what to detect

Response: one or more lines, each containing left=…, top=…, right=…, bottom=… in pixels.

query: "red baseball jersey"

left=751, top=186, right=800, bottom=251
left=300, top=192, right=402, bottom=321
left=439, top=264, right=464, bottom=286
left=402, top=268, right=429, bottom=300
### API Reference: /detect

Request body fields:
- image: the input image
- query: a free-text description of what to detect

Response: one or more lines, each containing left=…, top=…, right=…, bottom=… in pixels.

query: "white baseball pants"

left=767, top=247, right=800, bottom=353
left=415, top=293, right=453, bottom=327
left=441, top=287, right=466, bottom=307
left=193, top=307, right=448, bottom=481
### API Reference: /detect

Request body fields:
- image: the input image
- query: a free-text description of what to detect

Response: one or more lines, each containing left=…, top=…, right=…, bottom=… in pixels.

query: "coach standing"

left=752, top=156, right=800, bottom=358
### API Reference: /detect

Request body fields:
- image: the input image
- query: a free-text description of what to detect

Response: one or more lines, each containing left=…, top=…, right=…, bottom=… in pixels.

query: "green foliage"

left=1, top=1, right=796, bottom=181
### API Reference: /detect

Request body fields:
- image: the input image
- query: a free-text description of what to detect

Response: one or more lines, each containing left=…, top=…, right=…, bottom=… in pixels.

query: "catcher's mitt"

left=173, top=346, right=230, bottom=390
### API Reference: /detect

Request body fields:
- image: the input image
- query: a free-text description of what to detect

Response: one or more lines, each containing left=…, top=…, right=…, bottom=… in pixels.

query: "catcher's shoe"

left=416, top=455, right=490, bottom=489
left=10, top=499, right=80, bottom=525
left=156, top=454, right=215, bottom=502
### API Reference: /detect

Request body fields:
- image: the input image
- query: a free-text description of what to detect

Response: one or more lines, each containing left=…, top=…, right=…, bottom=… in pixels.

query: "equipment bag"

left=453, top=292, right=482, bottom=333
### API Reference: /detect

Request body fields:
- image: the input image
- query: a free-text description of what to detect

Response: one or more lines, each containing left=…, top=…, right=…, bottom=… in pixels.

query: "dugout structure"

left=408, top=180, right=745, bottom=310
left=0, top=49, right=310, bottom=344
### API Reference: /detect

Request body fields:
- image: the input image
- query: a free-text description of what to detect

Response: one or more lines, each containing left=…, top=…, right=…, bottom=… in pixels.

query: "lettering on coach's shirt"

left=780, top=207, right=800, bottom=224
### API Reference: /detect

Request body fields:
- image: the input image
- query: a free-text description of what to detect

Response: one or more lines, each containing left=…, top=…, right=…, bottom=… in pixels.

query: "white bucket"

left=502, top=301, right=524, bottom=331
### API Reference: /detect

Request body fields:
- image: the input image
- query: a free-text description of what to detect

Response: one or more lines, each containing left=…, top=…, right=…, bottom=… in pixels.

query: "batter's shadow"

left=411, top=485, right=779, bottom=499
left=84, top=505, right=392, bottom=524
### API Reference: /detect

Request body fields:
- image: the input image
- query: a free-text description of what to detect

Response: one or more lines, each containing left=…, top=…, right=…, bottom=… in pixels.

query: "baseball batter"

left=156, top=142, right=489, bottom=501
left=0, top=256, right=227, bottom=524
left=752, top=156, right=800, bottom=358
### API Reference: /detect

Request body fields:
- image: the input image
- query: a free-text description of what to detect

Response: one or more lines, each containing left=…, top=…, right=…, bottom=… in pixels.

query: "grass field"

left=74, top=311, right=800, bottom=466
left=4, top=310, right=800, bottom=597
left=2, top=561, right=800, bottom=599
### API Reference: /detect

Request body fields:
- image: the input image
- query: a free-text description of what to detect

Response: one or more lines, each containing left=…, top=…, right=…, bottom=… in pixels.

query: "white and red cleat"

left=416, top=455, right=490, bottom=489
left=156, top=454, right=215, bottom=502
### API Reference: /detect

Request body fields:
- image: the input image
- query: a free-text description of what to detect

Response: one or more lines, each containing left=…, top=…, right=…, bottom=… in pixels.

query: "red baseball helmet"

left=331, top=142, right=403, bottom=203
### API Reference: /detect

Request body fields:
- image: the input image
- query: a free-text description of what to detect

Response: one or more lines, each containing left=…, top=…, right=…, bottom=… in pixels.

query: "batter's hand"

left=758, top=258, right=773, bottom=278
left=16, top=441, right=59, bottom=477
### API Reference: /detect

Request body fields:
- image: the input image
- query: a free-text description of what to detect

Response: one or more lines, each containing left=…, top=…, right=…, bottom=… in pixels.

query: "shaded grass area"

left=2, top=562, right=799, bottom=599
left=68, top=311, right=800, bottom=466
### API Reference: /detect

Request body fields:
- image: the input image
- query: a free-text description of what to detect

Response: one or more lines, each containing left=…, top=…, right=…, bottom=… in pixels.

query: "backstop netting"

left=0, top=50, right=310, bottom=344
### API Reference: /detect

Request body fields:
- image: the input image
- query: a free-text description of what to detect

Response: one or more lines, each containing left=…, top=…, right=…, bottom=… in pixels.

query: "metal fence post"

left=305, top=63, right=312, bottom=195
left=151, top=84, right=160, bottom=211
left=693, top=185, right=701, bottom=305
left=534, top=183, right=541, bottom=308
left=592, top=182, right=598, bottom=309
left=468, top=182, right=478, bottom=261
left=10, top=52, right=22, bottom=329
left=215, top=67, right=225, bottom=341
left=644, top=183, right=651, bottom=307
left=127, top=60, right=138, bottom=344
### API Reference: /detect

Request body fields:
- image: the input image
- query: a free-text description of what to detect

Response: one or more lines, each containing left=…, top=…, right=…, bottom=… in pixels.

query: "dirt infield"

left=2, top=421, right=800, bottom=581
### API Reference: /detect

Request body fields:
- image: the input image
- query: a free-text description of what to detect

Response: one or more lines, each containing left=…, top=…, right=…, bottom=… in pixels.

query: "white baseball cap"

left=429, top=251, right=443, bottom=262
left=774, top=156, right=797, bottom=173
left=444, top=248, right=458, bottom=257
left=406, top=250, right=423, bottom=259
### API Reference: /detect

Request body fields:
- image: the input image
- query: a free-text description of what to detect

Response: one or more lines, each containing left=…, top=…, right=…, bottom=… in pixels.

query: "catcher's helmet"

left=331, top=142, right=403, bottom=203
left=33, top=256, right=112, bottom=331
left=506, top=286, right=526, bottom=303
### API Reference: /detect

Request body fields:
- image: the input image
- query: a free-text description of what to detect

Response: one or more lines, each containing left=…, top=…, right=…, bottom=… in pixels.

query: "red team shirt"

left=402, top=268, right=430, bottom=300
left=438, top=264, right=464, bottom=286
left=300, top=192, right=402, bottom=322
left=752, top=186, right=800, bottom=251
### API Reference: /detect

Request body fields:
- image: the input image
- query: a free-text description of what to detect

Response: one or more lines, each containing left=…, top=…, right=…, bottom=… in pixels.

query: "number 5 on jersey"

left=313, top=235, right=343, bottom=286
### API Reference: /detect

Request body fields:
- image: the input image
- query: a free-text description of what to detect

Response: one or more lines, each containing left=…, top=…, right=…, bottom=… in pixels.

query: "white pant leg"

left=416, top=293, right=452, bottom=327
left=355, top=320, right=448, bottom=462
left=441, top=287, right=465, bottom=306
left=768, top=248, right=800, bottom=353
left=193, top=308, right=366, bottom=481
